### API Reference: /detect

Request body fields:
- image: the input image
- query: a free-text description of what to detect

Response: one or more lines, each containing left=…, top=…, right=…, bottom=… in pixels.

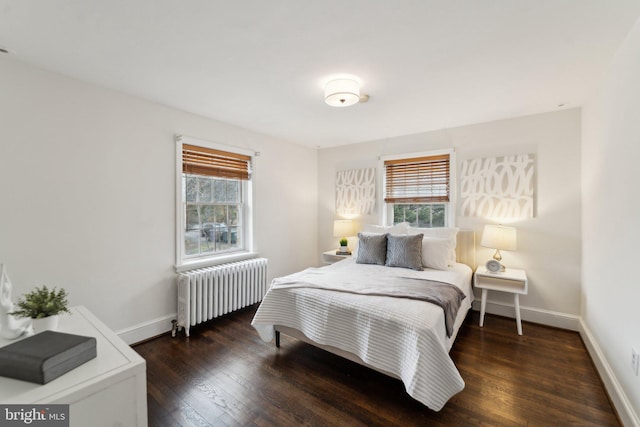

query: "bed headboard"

left=456, top=230, right=477, bottom=270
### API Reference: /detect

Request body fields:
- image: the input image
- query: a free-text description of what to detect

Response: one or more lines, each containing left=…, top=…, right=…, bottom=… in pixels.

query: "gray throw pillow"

left=386, top=234, right=424, bottom=270
left=355, top=233, right=388, bottom=265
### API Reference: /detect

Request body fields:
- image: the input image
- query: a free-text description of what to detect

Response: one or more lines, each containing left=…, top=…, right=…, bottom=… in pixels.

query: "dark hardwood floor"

left=133, top=305, right=619, bottom=426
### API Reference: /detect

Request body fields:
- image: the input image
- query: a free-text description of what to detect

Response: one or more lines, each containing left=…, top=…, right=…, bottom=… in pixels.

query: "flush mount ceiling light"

left=324, top=78, right=362, bottom=107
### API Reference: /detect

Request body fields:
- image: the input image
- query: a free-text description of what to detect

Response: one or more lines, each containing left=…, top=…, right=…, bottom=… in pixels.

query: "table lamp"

left=480, top=224, right=516, bottom=271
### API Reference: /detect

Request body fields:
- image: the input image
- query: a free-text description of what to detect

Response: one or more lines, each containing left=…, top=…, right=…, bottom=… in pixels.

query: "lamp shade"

left=481, top=224, right=517, bottom=251
left=325, top=78, right=360, bottom=107
left=333, top=219, right=354, bottom=237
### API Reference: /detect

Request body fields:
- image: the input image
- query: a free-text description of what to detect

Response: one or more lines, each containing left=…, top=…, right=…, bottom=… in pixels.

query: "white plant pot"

left=32, top=315, right=59, bottom=334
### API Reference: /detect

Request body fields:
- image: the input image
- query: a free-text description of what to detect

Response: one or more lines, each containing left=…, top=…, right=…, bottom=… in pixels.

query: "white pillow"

left=362, top=222, right=409, bottom=235
left=407, top=226, right=458, bottom=263
left=421, top=237, right=453, bottom=270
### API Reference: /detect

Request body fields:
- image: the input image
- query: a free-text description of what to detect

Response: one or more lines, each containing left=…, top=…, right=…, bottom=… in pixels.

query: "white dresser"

left=0, top=306, right=147, bottom=426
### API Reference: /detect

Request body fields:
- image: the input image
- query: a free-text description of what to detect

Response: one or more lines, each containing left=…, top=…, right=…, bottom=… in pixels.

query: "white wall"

left=582, top=17, right=640, bottom=425
left=0, top=57, right=318, bottom=341
left=318, top=109, right=582, bottom=326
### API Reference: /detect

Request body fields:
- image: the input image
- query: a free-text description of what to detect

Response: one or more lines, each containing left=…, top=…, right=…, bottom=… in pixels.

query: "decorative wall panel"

left=460, top=154, right=535, bottom=219
left=336, top=168, right=375, bottom=215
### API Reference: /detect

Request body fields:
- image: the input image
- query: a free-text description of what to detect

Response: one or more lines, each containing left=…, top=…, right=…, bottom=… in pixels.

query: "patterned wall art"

left=460, top=154, right=535, bottom=219
left=336, top=168, right=376, bottom=215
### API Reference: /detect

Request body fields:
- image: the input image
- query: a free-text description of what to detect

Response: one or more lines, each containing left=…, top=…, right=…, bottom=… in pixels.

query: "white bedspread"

left=251, top=258, right=473, bottom=411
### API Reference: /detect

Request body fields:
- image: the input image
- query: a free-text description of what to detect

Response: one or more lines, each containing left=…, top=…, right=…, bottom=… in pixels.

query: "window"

left=176, top=137, right=253, bottom=267
left=391, top=204, right=446, bottom=228
left=383, top=151, right=453, bottom=227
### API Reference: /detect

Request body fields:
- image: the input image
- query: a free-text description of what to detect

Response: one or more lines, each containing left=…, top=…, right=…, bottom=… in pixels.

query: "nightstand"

left=322, top=250, right=351, bottom=264
left=474, top=267, right=528, bottom=335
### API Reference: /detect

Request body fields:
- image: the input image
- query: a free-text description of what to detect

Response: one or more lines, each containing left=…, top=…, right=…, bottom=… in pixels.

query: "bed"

left=251, top=227, right=476, bottom=411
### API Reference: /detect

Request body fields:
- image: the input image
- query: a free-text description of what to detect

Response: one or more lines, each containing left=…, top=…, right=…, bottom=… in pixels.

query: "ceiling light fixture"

left=324, top=78, right=361, bottom=107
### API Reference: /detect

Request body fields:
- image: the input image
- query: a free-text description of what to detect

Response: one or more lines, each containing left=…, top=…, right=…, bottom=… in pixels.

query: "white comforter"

left=251, top=258, right=473, bottom=411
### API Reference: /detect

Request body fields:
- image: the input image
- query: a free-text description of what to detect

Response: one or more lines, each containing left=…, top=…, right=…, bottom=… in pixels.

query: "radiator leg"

left=275, top=330, right=280, bottom=348
left=171, top=320, right=177, bottom=338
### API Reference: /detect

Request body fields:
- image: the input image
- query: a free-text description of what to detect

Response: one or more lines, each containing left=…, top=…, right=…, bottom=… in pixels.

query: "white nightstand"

left=474, top=266, right=528, bottom=335
left=322, top=250, right=352, bottom=264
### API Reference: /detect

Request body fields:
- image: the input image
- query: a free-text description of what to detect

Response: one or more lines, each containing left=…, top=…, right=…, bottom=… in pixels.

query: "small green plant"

left=10, top=285, right=70, bottom=319
left=339, top=238, right=348, bottom=247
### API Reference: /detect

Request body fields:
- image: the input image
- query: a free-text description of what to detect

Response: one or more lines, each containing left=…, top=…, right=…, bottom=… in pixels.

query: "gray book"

left=0, top=330, right=97, bottom=384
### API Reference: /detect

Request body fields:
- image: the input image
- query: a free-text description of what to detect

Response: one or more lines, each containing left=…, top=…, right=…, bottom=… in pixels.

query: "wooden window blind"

left=384, top=154, right=450, bottom=203
left=182, top=144, right=251, bottom=180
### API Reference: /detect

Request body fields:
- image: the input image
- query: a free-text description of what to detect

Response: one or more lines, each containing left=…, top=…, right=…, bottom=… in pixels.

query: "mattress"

left=251, top=257, right=473, bottom=411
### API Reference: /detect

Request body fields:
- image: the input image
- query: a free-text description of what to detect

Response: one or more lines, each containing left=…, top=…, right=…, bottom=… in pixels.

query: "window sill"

left=175, top=252, right=260, bottom=273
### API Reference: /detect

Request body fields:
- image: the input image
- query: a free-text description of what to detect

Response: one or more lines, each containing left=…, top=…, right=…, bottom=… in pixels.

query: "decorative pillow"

left=385, top=234, right=423, bottom=271
left=361, top=222, right=409, bottom=235
left=355, top=233, right=388, bottom=265
left=352, top=232, right=378, bottom=256
left=421, top=237, right=453, bottom=270
left=407, top=226, right=458, bottom=263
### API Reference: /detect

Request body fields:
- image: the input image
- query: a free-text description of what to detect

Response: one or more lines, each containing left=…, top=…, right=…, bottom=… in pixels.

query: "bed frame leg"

left=275, top=330, right=280, bottom=348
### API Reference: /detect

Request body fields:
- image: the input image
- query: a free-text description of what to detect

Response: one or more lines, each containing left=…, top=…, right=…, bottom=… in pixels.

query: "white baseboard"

left=471, top=299, right=581, bottom=331
left=473, top=300, right=638, bottom=426
left=579, top=319, right=640, bottom=427
left=116, top=313, right=176, bottom=345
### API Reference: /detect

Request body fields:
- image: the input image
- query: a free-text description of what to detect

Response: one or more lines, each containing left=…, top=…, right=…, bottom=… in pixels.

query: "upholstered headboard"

left=456, top=229, right=477, bottom=270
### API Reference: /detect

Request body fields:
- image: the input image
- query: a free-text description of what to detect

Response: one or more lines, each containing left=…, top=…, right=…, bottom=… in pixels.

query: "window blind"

left=182, top=143, right=251, bottom=180
left=384, top=154, right=450, bottom=203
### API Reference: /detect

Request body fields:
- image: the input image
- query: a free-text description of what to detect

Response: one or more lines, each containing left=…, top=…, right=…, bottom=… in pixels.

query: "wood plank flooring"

left=133, top=305, right=619, bottom=426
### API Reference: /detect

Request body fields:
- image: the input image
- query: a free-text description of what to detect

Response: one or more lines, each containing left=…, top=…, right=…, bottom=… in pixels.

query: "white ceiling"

left=1, top=1, right=639, bottom=148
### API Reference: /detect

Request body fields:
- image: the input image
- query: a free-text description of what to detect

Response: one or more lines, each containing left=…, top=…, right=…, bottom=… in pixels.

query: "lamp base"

left=492, top=249, right=503, bottom=262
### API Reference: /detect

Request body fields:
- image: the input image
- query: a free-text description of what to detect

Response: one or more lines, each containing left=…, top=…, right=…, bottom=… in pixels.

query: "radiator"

left=176, top=257, right=268, bottom=337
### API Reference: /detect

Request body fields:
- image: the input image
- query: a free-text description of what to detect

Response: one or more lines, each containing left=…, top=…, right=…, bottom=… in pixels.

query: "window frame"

left=379, top=148, right=456, bottom=228
left=175, top=135, right=255, bottom=271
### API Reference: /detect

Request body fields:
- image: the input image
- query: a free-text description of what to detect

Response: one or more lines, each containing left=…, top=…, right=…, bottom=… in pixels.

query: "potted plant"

left=10, top=285, right=70, bottom=333
left=339, top=238, right=349, bottom=253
